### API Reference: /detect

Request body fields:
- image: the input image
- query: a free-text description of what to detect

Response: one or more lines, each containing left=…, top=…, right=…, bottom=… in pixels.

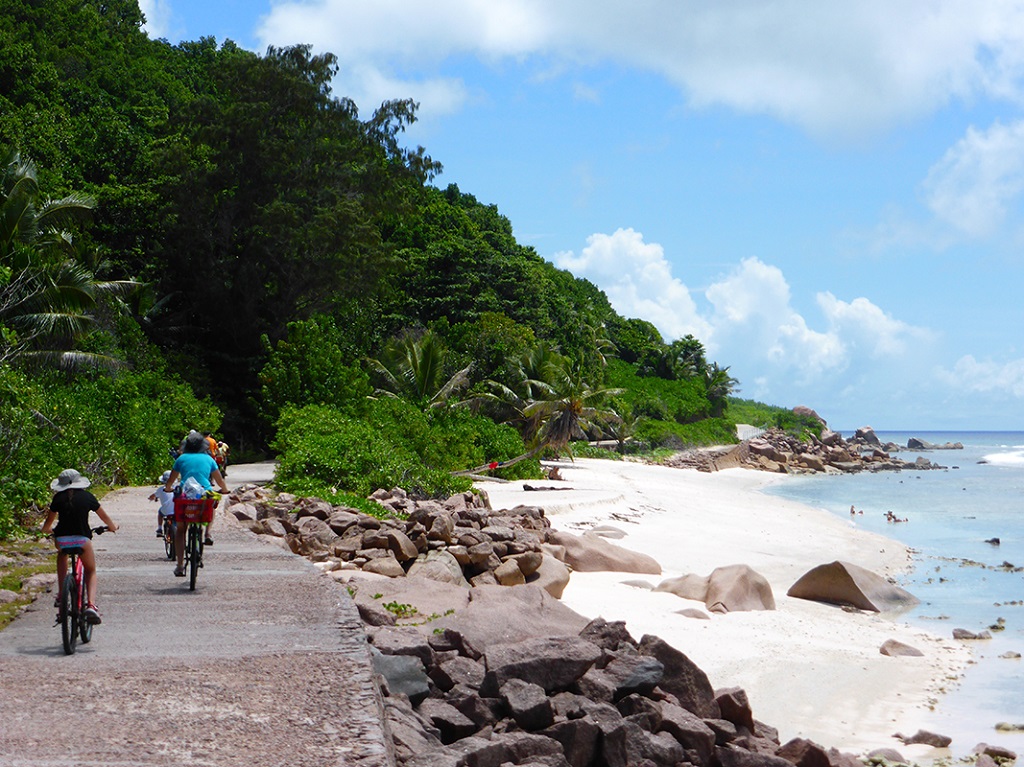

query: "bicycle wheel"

left=60, top=572, right=77, bottom=655
left=163, top=520, right=175, bottom=560
left=187, top=524, right=200, bottom=591
left=79, top=577, right=93, bottom=644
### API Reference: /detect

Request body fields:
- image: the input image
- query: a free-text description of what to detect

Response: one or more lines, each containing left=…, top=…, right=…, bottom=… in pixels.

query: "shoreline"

left=479, top=457, right=972, bottom=758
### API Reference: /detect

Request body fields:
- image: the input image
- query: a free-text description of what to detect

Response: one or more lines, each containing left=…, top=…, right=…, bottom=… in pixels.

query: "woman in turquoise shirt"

left=164, top=431, right=229, bottom=576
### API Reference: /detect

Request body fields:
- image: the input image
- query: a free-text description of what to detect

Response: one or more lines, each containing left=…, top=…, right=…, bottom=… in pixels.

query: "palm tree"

left=454, top=349, right=623, bottom=476
left=366, top=329, right=472, bottom=409
left=476, top=343, right=562, bottom=442
left=0, top=148, right=137, bottom=368
left=525, top=356, right=624, bottom=453
left=704, top=363, right=739, bottom=418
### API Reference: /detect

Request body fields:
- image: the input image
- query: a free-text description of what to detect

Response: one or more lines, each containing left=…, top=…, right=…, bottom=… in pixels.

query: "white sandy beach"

left=479, top=457, right=971, bottom=758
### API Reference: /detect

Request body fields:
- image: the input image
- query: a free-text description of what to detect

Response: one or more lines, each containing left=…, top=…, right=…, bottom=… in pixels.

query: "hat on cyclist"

left=159, top=470, right=172, bottom=483
left=183, top=431, right=207, bottom=453
left=50, top=468, right=91, bottom=492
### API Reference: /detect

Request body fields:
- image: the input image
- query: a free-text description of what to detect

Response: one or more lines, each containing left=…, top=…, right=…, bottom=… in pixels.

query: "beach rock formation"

left=906, top=437, right=964, bottom=450
left=655, top=564, right=776, bottom=613
left=786, top=561, right=919, bottom=612
left=879, top=639, right=924, bottom=657
left=367, top=611, right=861, bottom=767
left=546, top=529, right=662, bottom=574
left=227, top=486, right=664, bottom=592
left=662, top=420, right=952, bottom=475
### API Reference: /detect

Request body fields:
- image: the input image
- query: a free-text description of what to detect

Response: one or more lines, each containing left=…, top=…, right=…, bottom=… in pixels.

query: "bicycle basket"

left=173, top=496, right=216, bottom=523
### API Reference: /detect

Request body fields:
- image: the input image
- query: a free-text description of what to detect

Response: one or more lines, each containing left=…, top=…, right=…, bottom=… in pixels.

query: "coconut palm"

left=524, top=356, right=624, bottom=453
left=704, top=362, right=739, bottom=418
left=476, top=342, right=563, bottom=442
left=366, top=329, right=472, bottom=409
left=0, top=148, right=138, bottom=368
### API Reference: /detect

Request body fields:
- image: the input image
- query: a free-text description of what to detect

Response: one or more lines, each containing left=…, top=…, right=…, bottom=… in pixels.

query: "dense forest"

left=0, top=0, right=815, bottom=535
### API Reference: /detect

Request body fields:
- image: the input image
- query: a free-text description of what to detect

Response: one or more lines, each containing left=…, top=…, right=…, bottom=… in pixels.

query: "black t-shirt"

left=50, top=489, right=101, bottom=537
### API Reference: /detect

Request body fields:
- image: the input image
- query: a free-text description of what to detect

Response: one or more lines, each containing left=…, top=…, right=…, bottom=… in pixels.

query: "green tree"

left=704, top=363, right=739, bottom=418
left=524, top=356, right=623, bottom=453
left=665, top=334, right=708, bottom=380
left=0, top=147, right=137, bottom=368
left=259, top=315, right=373, bottom=425
left=367, top=329, right=472, bottom=410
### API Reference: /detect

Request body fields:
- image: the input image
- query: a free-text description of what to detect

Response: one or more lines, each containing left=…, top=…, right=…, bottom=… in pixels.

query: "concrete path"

left=0, top=463, right=392, bottom=767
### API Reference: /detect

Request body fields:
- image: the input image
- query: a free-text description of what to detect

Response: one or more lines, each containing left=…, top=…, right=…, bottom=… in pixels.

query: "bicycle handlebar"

left=92, top=526, right=108, bottom=535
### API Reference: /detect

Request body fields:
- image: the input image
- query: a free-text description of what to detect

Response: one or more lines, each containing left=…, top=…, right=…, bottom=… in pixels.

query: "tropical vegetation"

left=0, top=0, right=803, bottom=538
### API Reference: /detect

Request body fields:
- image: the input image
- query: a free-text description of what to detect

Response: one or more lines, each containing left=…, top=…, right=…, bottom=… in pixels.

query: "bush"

left=634, top=417, right=737, bottom=450
left=0, top=366, right=221, bottom=538
left=273, top=399, right=538, bottom=500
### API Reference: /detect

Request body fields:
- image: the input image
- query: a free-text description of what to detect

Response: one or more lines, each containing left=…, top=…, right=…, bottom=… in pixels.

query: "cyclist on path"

left=41, top=469, right=119, bottom=624
left=164, top=431, right=229, bottom=576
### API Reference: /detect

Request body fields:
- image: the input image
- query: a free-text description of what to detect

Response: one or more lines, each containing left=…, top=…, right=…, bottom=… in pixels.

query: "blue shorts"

left=55, top=535, right=89, bottom=551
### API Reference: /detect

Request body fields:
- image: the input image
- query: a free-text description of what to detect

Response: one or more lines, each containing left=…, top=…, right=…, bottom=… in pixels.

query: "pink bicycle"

left=55, top=526, right=107, bottom=655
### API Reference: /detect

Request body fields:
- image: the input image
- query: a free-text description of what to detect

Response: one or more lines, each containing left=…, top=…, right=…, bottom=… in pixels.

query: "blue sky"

left=140, top=0, right=1024, bottom=431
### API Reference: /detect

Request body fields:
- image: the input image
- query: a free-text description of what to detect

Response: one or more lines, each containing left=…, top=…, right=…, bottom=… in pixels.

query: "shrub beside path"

left=0, top=463, right=393, bottom=767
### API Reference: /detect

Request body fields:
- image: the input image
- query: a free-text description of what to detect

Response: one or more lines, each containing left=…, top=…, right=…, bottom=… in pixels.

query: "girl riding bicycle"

left=40, top=469, right=119, bottom=624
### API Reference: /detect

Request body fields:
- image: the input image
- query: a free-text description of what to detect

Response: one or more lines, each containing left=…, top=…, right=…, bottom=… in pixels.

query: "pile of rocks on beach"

left=663, top=411, right=963, bottom=475
left=223, top=482, right=1012, bottom=767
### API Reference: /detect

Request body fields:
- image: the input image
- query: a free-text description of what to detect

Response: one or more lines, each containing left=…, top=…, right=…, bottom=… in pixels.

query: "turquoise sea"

left=764, top=431, right=1024, bottom=754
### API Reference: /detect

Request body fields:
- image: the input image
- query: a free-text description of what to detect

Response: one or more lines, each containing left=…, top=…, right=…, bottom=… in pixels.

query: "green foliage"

left=0, top=363, right=219, bottom=537
left=605, top=358, right=710, bottom=424
left=382, top=601, right=416, bottom=618
left=273, top=399, right=537, bottom=500
left=259, top=315, right=373, bottom=425
left=367, top=329, right=471, bottom=409
left=728, top=398, right=823, bottom=440
left=634, top=417, right=738, bottom=450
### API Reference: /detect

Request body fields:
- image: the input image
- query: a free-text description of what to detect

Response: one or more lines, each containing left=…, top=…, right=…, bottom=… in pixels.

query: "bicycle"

left=54, top=526, right=107, bottom=655
left=173, top=494, right=218, bottom=591
left=161, top=515, right=176, bottom=560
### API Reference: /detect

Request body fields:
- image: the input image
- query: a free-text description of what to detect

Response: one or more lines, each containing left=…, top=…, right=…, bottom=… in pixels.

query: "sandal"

left=173, top=566, right=185, bottom=577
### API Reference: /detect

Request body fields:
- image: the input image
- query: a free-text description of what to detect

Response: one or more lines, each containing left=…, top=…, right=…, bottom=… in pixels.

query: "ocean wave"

left=981, top=450, right=1024, bottom=467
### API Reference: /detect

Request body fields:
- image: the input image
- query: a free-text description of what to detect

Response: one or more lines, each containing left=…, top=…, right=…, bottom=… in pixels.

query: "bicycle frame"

left=54, top=527, right=105, bottom=655
left=173, top=496, right=216, bottom=591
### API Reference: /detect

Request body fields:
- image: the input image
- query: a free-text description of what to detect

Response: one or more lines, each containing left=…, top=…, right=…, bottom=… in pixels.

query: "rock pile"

left=662, top=426, right=950, bottom=475
left=228, top=485, right=623, bottom=597
left=371, top=616, right=863, bottom=767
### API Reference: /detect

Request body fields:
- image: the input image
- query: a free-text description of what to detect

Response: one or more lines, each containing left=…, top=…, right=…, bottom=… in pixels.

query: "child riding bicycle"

left=150, top=470, right=176, bottom=537
left=40, top=469, right=119, bottom=624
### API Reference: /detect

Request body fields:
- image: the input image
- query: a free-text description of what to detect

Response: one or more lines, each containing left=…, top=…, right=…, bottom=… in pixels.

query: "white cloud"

left=138, top=0, right=173, bottom=39
left=556, top=235, right=947, bottom=418
left=940, top=355, right=1024, bottom=397
left=704, top=257, right=846, bottom=382
left=343, top=65, right=469, bottom=120
left=922, top=120, right=1024, bottom=237
left=256, top=0, right=1024, bottom=135
left=555, top=228, right=709, bottom=342
left=572, top=82, right=601, bottom=104
left=816, top=293, right=936, bottom=357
